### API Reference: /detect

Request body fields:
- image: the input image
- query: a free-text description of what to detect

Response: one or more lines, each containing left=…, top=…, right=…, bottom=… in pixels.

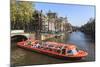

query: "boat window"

left=67, top=50, right=72, bottom=53
left=67, top=49, right=77, bottom=54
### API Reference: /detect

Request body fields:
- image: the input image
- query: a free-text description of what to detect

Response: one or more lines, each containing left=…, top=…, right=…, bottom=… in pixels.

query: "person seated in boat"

left=35, top=41, right=41, bottom=48
left=66, top=49, right=73, bottom=55
left=56, top=47, right=61, bottom=53
left=48, top=46, right=55, bottom=52
left=72, top=49, right=77, bottom=55
left=41, top=42, right=47, bottom=50
left=66, top=46, right=78, bottom=55
left=31, top=43, right=37, bottom=48
left=25, top=38, right=34, bottom=46
left=47, top=45, right=52, bottom=51
left=61, top=46, right=66, bottom=55
left=26, top=40, right=32, bottom=46
left=45, top=44, right=50, bottom=50
left=43, top=43, right=53, bottom=51
left=31, top=41, right=38, bottom=48
left=49, top=45, right=56, bottom=51
left=39, top=41, right=44, bottom=49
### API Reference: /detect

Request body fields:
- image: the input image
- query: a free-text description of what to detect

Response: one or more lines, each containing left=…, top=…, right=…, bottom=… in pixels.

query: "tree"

left=11, top=0, right=17, bottom=29
left=11, top=0, right=35, bottom=31
left=80, top=18, right=95, bottom=37
left=17, top=1, right=34, bottom=31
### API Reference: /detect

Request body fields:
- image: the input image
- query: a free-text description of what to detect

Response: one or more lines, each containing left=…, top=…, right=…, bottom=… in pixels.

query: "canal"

left=11, top=31, right=95, bottom=66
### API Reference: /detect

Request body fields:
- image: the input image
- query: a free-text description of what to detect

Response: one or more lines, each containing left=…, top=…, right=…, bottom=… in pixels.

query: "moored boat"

left=17, top=39, right=88, bottom=60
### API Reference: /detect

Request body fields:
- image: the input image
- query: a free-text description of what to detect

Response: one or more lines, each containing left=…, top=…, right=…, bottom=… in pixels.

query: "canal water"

left=11, top=31, right=95, bottom=66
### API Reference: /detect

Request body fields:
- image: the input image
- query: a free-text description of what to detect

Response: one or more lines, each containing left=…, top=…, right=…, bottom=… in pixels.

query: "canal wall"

left=41, top=33, right=66, bottom=41
left=41, top=34, right=55, bottom=40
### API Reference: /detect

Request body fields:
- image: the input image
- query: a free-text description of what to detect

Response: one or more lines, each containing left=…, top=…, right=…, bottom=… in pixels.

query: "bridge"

left=11, top=30, right=35, bottom=41
left=11, top=30, right=64, bottom=41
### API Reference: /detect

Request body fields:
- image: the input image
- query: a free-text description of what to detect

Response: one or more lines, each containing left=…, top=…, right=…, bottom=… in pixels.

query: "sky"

left=34, top=2, right=95, bottom=27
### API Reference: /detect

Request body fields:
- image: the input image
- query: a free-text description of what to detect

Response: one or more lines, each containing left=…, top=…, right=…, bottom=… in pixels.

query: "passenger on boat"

left=56, top=47, right=61, bottom=53
left=27, top=40, right=32, bottom=45
left=48, top=46, right=55, bottom=52
left=35, top=42, right=40, bottom=48
left=45, top=44, right=50, bottom=50
left=31, top=44, right=36, bottom=48
left=31, top=41, right=40, bottom=48
left=61, top=46, right=66, bottom=55
left=47, top=45, right=52, bottom=51
left=67, top=49, right=77, bottom=55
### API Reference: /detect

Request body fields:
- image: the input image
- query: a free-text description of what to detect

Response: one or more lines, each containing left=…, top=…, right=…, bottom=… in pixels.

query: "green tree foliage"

left=17, top=1, right=33, bottom=29
left=11, top=0, right=17, bottom=29
left=80, top=18, right=95, bottom=36
left=11, top=0, right=34, bottom=30
left=11, top=1, right=72, bottom=34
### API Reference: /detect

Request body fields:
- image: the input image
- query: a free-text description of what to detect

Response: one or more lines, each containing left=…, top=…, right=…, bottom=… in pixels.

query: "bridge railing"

left=11, top=30, right=24, bottom=34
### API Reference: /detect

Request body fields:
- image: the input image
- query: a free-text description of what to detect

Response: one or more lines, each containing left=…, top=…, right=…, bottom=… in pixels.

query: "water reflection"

left=66, top=32, right=95, bottom=61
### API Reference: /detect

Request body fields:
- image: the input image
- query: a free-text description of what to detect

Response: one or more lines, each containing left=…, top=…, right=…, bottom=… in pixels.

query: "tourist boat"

left=17, top=40, right=88, bottom=60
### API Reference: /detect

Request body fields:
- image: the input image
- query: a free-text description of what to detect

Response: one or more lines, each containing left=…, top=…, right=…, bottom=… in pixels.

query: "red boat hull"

left=17, top=41, right=88, bottom=60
